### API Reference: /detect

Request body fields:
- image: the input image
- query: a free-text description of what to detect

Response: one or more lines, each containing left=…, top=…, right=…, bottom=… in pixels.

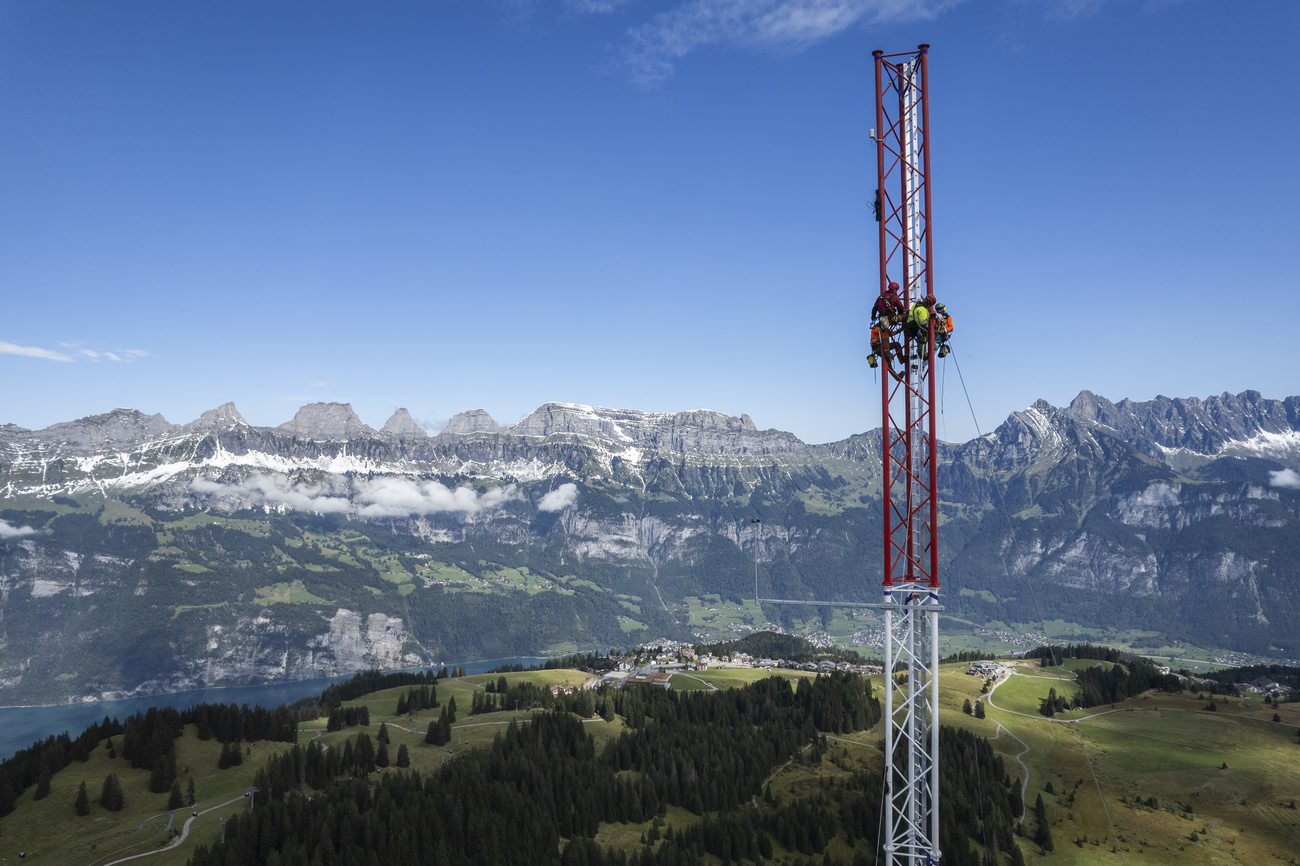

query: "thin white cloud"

left=0, top=519, right=38, bottom=540
left=623, top=0, right=966, bottom=85
left=567, top=0, right=632, bottom=11
left=1269, top=469, right=1300, bottom=489
left=50, top=343, right=148, bottom=363
left=0, top=341, right=74, bottom=362
left=354, top=478, right=520, bottom=518
left=190, top=475, right=351, bottom=514
left=188, top=473, right=520, bottom=517
left=1043, top=0, right=1103, bottom=21
left=538, top=482, right=579, bottom=512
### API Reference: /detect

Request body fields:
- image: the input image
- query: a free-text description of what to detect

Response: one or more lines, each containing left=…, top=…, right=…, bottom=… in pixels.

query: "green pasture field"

left=666, top=673, right=713, bottom=692
left=1038, top=657, right=1123, bottom=674
left=682, top=595, right=767, bottom=634
left=988, top=670, right=1086, bottom=718
left=0, top=726, right=294, bottom=866
left=687, top=667, right=819, bottom=690
left=560, top=577, right=608, bottom=593
left=593, top=803, right=701, bottom=854
left=618, top=615, right=648, bottom=632
left=166, top=513, right=272, bottom=536
left=98, top=499, right=154, bottom=526
left=252, top=579, right=328, bottom=605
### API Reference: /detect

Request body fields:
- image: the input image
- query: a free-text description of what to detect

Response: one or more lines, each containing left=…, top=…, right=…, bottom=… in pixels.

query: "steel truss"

left=875, top=44, right=941, bottom=866
left=754, top=43, right=943, bottom=866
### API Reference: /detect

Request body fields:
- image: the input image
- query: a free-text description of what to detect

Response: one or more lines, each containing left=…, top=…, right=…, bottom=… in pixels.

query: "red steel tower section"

left=875, top=45, right=938, bottom=594
left=873, top=44, right=942, bottom=865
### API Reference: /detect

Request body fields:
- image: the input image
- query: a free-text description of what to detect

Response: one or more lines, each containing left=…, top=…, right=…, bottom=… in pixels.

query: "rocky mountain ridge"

left=1, top=390, right=1298, bottom=704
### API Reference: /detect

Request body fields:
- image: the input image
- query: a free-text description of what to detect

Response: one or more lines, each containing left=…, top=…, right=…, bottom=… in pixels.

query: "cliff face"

left=1, top=391, right=1298, bottom=703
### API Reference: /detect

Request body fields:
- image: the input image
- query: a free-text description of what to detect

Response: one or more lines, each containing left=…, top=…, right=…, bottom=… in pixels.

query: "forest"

left=185, top=672, right=1024, bottom=866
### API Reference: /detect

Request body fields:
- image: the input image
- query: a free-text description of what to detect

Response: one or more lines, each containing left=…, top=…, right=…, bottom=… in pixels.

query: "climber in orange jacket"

left=934, top=302, right=953, bottom=358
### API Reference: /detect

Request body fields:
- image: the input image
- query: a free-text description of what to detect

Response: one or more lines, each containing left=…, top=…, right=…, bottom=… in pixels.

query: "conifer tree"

left=975, top=700, right=986, bottom=719
left=34, top=756, right=51, bottom=801
left=356, top=733, right=376, bottom=772
left=396, top=743, right=410, bottom=768
left=74, top=781, right=90, bottom=816
left=186, top=776, right=196, bottom=806
left=101, top=773, right=125, bottom=812
left=168, top=780, right=184, bottom=810
left=1034, top=793, right=1053, bottom=851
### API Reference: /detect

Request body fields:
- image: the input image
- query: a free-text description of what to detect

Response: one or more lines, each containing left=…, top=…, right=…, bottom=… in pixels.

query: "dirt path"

left=98, top=793, right=248, bottom=866
left=673, top=672, right=718, bottom=691
left=984, top=713, right=1031, bottom=819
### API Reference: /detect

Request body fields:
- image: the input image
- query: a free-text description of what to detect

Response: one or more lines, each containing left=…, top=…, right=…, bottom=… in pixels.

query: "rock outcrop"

left=276, top=402, right=377, bottom=440
left=381, top=408, right=427, bottom=438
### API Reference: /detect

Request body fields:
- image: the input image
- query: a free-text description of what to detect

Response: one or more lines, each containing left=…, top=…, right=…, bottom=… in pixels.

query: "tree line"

left=187, top=671, right=1025, bottom=866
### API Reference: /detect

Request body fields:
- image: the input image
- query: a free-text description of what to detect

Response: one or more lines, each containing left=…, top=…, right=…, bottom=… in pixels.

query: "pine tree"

left=356, top=733, right=376, bottom=772
left=101, top=773, right=125, bottom=812
left=376, top=743, right=390, bottom=768
left=75, top=781, right=90, bottom=816
left=974, top=700, right=986, bottom=720
left=962, top=699, right=973, bottom=715
left=186, top=776, right=196, bottom=806
left=396, top=743, right=410, bottom=768
left=168, top=780, right=184, bottom=810
left=34, top=756, right=52, bottom=801
left=377, top=723, right=390, bottom=745
left=447, top=696, right=457, bottom=724
left=1034, top=793, right=1053, bottom=851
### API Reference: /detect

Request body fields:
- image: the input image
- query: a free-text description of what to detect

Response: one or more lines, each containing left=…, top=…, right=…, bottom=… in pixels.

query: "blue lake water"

left=0, top=657, right=547, bottom=761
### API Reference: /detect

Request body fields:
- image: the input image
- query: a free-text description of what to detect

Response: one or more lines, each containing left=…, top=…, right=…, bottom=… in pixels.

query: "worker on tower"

left=934, top=302, right=953, bottom=358
left=868, top=321, right=902, bottom=369
left=872, top=281, right=904, bottom=327
left=904, top=298, right=930, bottom=341
left=902, top=300, right=934, bottom=363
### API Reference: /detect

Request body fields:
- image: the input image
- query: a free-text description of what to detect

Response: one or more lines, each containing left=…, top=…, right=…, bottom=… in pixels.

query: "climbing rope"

left=948, top=349, right=1129, bottom=865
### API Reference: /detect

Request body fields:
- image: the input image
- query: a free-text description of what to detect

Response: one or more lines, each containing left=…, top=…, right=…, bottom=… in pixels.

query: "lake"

left=0, top=657, right=548, bottom=761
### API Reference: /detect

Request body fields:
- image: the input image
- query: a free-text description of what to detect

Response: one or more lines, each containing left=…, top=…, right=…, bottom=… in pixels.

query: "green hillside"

left=0, top=656, right=1295, bottom=864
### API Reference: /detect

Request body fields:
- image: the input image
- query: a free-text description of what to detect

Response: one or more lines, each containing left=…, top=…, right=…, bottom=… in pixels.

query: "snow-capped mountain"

left=1, top=391, right=1297, bottom=704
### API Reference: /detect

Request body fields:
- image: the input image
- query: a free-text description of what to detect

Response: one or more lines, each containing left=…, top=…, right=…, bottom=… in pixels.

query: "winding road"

left=96, top=792, right=250, bottom=866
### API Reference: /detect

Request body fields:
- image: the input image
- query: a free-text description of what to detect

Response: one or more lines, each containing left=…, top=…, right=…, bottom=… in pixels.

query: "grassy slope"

left=980, top=664, right=1300, bottom=864
left=6, top=665, right=1300, bottom=865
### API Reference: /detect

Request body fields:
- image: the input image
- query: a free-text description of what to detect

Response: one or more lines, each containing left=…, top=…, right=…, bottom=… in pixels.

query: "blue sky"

left=2, top=0, right=1297, bottom=445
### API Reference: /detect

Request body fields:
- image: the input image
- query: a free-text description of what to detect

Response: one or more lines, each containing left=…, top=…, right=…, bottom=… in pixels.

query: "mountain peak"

left=381, top=408, right=427, bottom=438
left=442, top=409, right=500, bottom=436
left=276, top=402, right=376, bottom=440
left=42, top=408, right=178, bottom=448
left=187, top=402, right=248, bottom=431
